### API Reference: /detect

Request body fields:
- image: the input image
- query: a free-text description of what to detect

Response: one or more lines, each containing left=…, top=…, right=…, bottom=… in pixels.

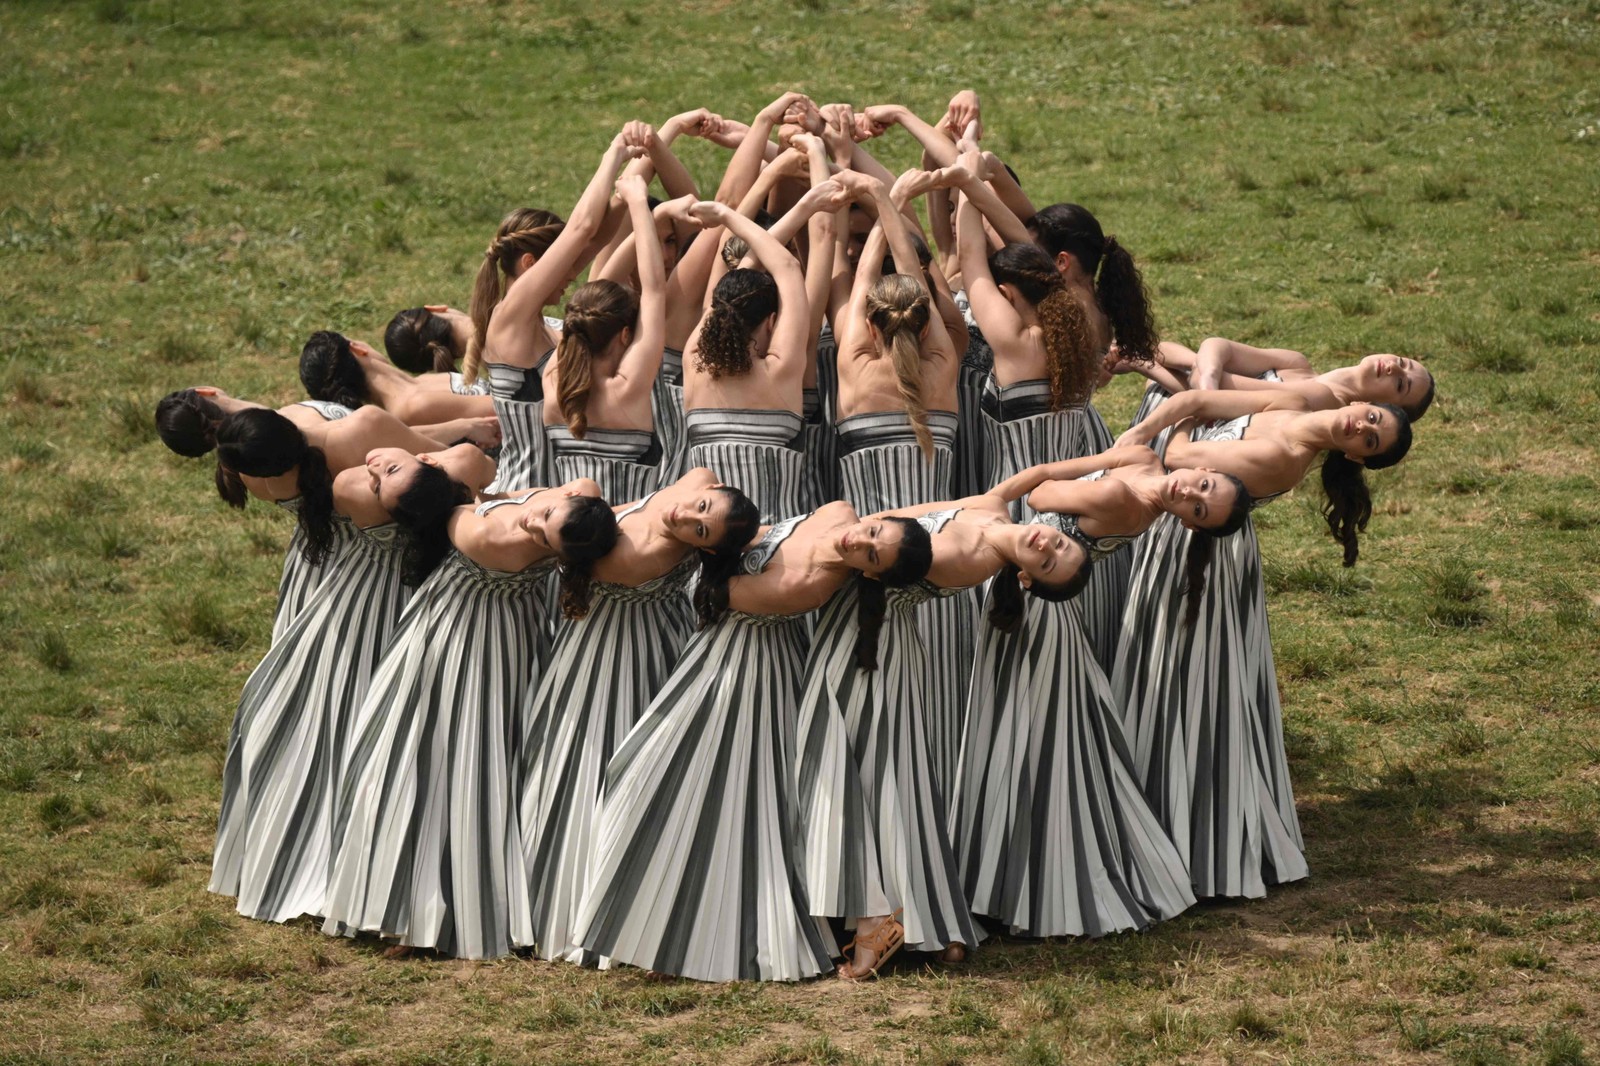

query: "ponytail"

left=464, top=208, right=566, bottom=384
left=214, top=409, right=338, bottom=566
left=387, top=463, right=471, bottom=585
left=694, top=269, right=779, bottom=380
left=1092, top=235, right=1159, bottom=364
left=299, top=331, right=369, bottom=410
left=850, top=517, right=932, bottom=670
left=1320, top=452, right=1371, bottom=568
left=1031, top=203, right=1159, bottom=365
left=554, top=496, right=620, bottom=620
left=987, top=563, right=1025, bottom=633
left=990, top=242, right=1098, bottom=410
left=556, top=280, right=640, bottom=440
left=866, top=274, right=934, bottom=460
left=1180, top=472, right=1253, bottom=626
left=384, top=308, right=462, bottom=376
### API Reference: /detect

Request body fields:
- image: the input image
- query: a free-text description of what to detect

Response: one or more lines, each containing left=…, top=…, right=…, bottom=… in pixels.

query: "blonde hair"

left=462, top=207, right=565, bottom=383
left=866, top=274, right=934, bottom=459
left=555, top=280, right=639, bottom=439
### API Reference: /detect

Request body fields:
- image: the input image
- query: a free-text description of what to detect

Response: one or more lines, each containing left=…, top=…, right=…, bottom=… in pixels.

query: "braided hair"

left=155, top=388, right=224, bottom=457
left=556, top=280, right=640, bottom=439
left=865, top=275, right=935, bottom=460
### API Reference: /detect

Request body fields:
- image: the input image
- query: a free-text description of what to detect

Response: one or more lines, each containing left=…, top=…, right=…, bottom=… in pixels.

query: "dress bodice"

left=740, top=512, right=811, bottom=576
left=295, top=399, right=353, bottom=421
left=486, top=348, right=555, bottom=403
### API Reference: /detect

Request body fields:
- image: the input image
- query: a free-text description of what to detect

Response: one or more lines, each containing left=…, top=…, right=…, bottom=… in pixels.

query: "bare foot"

left=382, top=944, right=414, bottom=960
left=936, top=943, right=966, bottom=964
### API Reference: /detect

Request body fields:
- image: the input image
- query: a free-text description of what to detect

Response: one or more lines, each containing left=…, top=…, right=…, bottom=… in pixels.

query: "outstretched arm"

left=990, top=445, right=1160, bottom=502
left=1116, top=388, right=1309, bottom=448
left=1192, top=336, right=1317, bottom=388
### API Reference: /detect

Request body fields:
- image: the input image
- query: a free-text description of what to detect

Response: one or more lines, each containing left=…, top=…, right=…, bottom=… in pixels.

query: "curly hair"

left=989, top=242, right=1098, bottom=410
left=694, top=269, right=779, bottom=380
left=556, top=280, right=640, bottom=439
left=463, top=207, right=566, bottom=383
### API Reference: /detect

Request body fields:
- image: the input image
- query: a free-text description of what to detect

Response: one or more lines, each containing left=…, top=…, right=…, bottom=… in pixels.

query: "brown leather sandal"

left=837, top=910, right=905, bottom=981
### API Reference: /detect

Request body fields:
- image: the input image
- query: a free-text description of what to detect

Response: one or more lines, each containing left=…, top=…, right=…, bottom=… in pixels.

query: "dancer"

left=324, top=480, right=618, bottom=959
left=299, top=329, right=499, bottom=419
left=1111, top=389, right=1413, bottom=899
left=574, top=501, right=931, bottom=982
left=520, top=470, right=760, bottom=963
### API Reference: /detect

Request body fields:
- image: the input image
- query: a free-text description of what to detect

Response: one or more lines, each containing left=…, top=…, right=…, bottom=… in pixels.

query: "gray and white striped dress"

left=517, top=442, right=691, bottom=963
left=954, top=508, right=1195, bottom=938
left=1111, top=409, right=1308, bottom=900
left=684, top=408, right=807, bottom=524
left=323, top=497, right=556, bottom=960
left=211, top=521, right=410, bottom=923
left=951, top=290, right=995, bottom=499
left=271, top=400, right=356, bottom=642
left=654, top=347, right=688, bottom=488
left=795, top=504, right=981, bottom=954
left=574, top=514, right=834, bottom=982
left=981, top=380, right=1124, bottom=674
left=834, top=411, right=974, bottom=806
left=486, top=351, right=554, bottom=496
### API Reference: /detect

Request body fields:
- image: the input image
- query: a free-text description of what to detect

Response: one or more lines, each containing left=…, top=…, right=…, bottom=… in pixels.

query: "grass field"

left=2, top=0, right=1599, bottom=1062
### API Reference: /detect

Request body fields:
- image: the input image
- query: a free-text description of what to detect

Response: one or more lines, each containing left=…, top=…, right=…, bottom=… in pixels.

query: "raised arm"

left=715, top=92, right=813, bottom=207
left=937, top=145, right=1032, bottom=246
left=491, top=129, right=645, bottom=343
left=953, top=186, right=1028, bottom=356
left=615, top=174, right=667, bottom=389
left=862, top=104, right=960, bottom=168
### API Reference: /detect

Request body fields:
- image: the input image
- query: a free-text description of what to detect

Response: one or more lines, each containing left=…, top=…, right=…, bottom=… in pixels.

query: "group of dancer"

left=155, top=90, right=1431, bottom=982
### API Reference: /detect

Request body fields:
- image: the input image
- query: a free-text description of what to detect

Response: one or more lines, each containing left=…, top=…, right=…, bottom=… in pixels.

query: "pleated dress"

left=805, top=325, right=841, bottom=506
left=684, top=408, right=808, bottom=525
left=980, top=380, right=1124, bottom=675
left=573, top=513, right=834, bottom=982
left=794, top=502, right=981, bottom=954
left=485, top=351, right=554, bottom=495
left=270, top=400, right=357, bottom=642
left=322, top=495, right=556, bottom=960
left=654, top=347, right=688, bottom=488
left=211, top=521, right=411, bottom=923
left=518, top=431, right=693, bottom=964
left=1111, top=410, right=1308, bottom=900
left=954, top=505, right=1195, bottom=938
left=951, top=290, right=994, bottom=499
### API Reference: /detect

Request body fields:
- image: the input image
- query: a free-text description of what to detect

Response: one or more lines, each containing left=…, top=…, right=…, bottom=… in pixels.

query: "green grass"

left=3, top=0, right=1600, bottom=1063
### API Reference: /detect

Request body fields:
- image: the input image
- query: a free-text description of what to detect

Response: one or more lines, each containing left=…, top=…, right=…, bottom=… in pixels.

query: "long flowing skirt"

left=213, top=525, right=409, bottom=922
left=271, top=516, right=356, bottom=643
left=323, top=554, right=553, bottom=959
left=1111, top=514, right=1308, bottom=899
left=954, top=587, right=1195, bottom=937
left=519, top=567, right=695, bottom=962
left=574, top=614, right=833, bottom=982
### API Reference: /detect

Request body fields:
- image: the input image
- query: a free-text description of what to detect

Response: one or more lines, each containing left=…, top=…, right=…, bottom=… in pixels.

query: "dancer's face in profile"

left=835, top=520, right=907, bottom=577
left=1161, top=467, right=1241, bottom=532
left=664, top=489, right=739, bottom=549
left=1330, top=402, right=1403, bottom=461
left=1013, top=525, right=1087, bottom=590
left=1356, top=354, right=1429, bottom=407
